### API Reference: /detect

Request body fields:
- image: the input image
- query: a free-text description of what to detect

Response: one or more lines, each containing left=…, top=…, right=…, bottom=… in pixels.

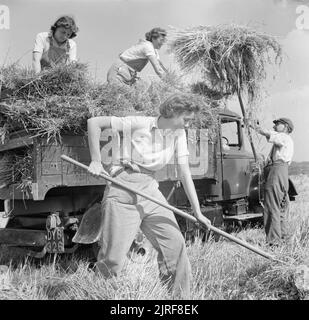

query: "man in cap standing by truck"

left=251, top=117, right=294, bottom=246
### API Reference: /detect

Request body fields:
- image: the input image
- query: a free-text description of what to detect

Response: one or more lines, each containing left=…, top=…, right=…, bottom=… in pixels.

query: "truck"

left=0, top=108, right=297, bottom=257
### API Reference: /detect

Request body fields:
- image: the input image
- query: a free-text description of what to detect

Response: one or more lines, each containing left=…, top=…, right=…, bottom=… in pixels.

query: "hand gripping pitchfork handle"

left=61, top=154, right=284, bottom=263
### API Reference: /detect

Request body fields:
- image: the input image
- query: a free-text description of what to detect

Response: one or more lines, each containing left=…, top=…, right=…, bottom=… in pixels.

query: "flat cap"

left=273, top=117, right=294, bottom=133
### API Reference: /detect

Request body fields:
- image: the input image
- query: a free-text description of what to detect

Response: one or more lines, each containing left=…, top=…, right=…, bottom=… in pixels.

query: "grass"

left=0, top=174, right=309, bottom=300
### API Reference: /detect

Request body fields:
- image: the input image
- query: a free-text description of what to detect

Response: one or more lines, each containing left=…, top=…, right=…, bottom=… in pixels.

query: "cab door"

left=220, top=117, right=252, bottom=200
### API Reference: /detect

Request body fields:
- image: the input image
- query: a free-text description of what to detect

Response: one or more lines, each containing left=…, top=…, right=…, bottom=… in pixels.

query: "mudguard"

left=72, top=203, right=102, bottom=244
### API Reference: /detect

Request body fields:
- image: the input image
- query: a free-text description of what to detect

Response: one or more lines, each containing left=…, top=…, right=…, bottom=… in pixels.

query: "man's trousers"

left=263, top=162, right=289, bottom=244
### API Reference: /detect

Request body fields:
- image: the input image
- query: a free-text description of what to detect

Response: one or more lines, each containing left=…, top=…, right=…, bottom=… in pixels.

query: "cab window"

left=221, top=118, right=241, bottom=150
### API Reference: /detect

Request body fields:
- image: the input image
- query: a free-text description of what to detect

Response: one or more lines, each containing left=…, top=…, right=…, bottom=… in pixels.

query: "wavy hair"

left=159, top=93, right=200, bottom=118
left=145, top=27, right=167, bottom=42
left=50, top=16, right=79, bottom=39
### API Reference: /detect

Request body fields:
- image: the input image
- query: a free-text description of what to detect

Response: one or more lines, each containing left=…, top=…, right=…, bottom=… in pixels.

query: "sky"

left=1, top=0, right=309, bottom=161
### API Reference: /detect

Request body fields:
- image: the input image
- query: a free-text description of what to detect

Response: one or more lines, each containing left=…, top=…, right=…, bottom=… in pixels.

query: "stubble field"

left=0, top=174, right=309, bottom=300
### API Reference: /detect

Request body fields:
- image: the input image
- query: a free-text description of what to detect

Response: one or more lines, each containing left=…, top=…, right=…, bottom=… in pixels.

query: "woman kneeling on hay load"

left=32, top=16, right=79, bottom=74
left=87, top=93, right=211, bottom=298
left=107, top=27, right=168, bottom=86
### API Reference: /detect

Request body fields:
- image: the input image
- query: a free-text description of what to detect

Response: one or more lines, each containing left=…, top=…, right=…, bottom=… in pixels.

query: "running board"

left=223, top=213, right=263, bottom=221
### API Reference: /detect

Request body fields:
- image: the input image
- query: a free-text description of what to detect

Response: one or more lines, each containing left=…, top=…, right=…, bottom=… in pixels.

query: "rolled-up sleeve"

left=33, top=33, right=45, bottom=53
left=143, top=42, right=156, bottom=58
left=268, top=132, right=286, bottom=147
left=110, top=116, right=150, bottom=132
left=69, top=40, right=77, bottom=62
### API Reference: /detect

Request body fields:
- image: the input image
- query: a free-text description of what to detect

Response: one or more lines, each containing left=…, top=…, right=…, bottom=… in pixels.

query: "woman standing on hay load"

left=32, top=16, right=79, bottom=74
left=87, top=93, right=211, bottom=298
left=251, top=118, right=294, bottom=246
left=107, top=27, right=168, bottom=86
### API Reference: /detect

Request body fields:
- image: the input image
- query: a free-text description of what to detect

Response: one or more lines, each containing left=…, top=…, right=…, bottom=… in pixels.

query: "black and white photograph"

left=0, top=0, right=309, bottom=305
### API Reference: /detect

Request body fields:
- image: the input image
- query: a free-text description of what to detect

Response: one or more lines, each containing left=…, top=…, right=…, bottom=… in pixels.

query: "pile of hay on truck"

left=0, top=62, right=219, bottom=192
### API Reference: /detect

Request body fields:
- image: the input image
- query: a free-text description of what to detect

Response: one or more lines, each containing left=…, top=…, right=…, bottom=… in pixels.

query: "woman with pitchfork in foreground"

left=87, top=93, right=211, bottom=298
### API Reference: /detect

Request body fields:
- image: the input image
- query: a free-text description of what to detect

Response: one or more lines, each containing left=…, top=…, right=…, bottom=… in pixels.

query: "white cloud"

left=267, top=28, right=309, bottom=94
left=282, top=29, right=309, bottom=88
left=267, top=86, right=309, bottom=161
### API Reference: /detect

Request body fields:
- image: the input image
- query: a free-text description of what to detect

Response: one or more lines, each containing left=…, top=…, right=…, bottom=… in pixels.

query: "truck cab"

left=169, top=109, right=264, bottom=237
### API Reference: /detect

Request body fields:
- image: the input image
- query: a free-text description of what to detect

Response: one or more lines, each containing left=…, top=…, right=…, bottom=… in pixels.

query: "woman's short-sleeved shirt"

left=110, top=116, right=189, bottom=172
left=33, top=32, right=77, bottom=62
left=119, top=40, right=159, bottom=72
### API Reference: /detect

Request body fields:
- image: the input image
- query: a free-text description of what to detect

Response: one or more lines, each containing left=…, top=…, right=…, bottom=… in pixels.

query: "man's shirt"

left=267, top=131, right=294, bottom=164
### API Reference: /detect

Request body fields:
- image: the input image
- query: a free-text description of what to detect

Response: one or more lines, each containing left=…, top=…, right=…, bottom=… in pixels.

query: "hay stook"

left=167, top=24, right=283, bottom=161
left=167, top=24, right=282, bottom=106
